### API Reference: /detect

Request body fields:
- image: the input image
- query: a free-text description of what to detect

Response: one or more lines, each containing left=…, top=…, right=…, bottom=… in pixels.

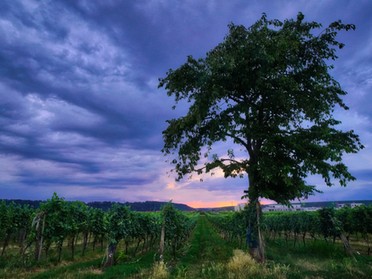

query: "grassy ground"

left=168, top=214, right=235, bottom=278
left=265, top=238, right=372, bottom=279
left=1, top=214, right=371, bottom=278
left=0, top=239, right=158, bottom=279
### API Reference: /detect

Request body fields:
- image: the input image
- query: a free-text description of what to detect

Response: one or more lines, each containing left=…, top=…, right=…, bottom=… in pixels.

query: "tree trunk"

left=246, top=171, right=265, bottom=262
left=45, top=241, right=51, bottom=258
left=366, top=234, right=370, bottom=256
left=57, top=241, right=63, bottom=262
left=294, top=233, right=298, bottom=247
left=134, top=239, right=141, bottom=256
left=172, top=244, right=176, bottom=259
left=82, top=232, right=89, bottom=256
left=302, top=232, right=306, bottom=246
left=104, top=243, right=117, bottom=267
left=150, top=235, right=155, bottom=250
left=21, top=240, right=32, bottom=257
left=1, top=234, right=10, bottom=256
left=70, top=236, right=75, bottom=260
left=246, top=200, right=264, bottom=262
left=100, top=236, right=104, bottom=251
left=18, top=229, right=26, bottom=255
left=125, top=240, right=129, bottom=255
left=256, top=200, right=265, bottom=263
left=92, top=235, right=97, bottom=251
left=34, top=238, right=41, bottom=261
left=142, top=237, right=147, bottom=252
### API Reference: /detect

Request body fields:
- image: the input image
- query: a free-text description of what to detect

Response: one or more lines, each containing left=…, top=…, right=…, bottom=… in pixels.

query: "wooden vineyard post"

left=159, top=221, right=165, bottom=260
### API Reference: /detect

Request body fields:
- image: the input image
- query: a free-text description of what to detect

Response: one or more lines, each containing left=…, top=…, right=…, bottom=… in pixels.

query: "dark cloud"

left=0, top=0, right=167, bottom=148
left=15, top=170, right=151, bottom=189
left=0, top=0, right=371, bottom=204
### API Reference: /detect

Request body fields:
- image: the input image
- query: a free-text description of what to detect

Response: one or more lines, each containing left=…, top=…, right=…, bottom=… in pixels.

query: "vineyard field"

left=0, top=195, right=371, bottom=278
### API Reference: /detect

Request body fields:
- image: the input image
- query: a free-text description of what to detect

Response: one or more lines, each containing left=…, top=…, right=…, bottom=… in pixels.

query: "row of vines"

left=0, top=193, right=196, bottom=268
left=208, top=205, right=372, bottom=255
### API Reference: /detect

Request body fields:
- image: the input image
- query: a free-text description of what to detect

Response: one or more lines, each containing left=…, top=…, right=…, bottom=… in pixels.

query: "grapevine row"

left=207, top=205, right=372, bottom=255
left=0, top=193, right=196, bottom=267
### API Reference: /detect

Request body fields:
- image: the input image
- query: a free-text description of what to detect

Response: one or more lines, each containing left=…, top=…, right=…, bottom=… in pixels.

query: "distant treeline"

left=0, top=199, right=195, bottom=212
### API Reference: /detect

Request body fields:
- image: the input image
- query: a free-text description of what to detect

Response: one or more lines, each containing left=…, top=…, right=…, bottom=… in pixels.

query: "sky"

left=0, top=0, right=371, bottom=208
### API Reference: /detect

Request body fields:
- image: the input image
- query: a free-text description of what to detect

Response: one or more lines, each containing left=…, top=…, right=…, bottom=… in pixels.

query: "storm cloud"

left=0, top=0, right=371, bottom=206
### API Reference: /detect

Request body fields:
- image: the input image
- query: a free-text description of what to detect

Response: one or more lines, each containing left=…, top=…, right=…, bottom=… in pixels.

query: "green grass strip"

left=172, top=214, right=234, bottom=277
left=30, top=250, right=156, bottom=279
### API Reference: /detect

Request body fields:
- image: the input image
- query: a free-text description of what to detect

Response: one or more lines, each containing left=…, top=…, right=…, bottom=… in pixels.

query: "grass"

left=265, top=238, right=372, bottom=279
left=170, top=214, right=234, bottom=278
left=0, top=247, right=105, bottom=279
left=23, top=250, right=157, bottom=279
left=178, top=215, right=234, bottom=264
left=0, top=238, right=157, bottom=279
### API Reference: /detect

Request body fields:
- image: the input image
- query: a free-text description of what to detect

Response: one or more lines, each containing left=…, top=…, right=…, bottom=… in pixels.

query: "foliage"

left=160, top=12, right=362, bottom=205
left=106, top=204, right=133, bottom=247
left=161, top=203, right=196, bottom=258
left=208, top=206, right=372, bottom=253
left=207, top=206, right=260, bottom=249
left=0, top=193, right=164, bottom=267
left=318, top=207, right=342, bottom=239
left=0, top=201, right=33, bottom=256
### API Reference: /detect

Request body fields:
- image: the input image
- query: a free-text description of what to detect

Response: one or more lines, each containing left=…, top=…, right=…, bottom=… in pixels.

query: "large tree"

left=159, top=13, right=363, bottom=261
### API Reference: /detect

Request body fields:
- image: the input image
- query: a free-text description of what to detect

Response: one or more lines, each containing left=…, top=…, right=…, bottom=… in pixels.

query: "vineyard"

left=209, top=206, right=372, bottom=255
left=0, top=194, right=371, bottom=278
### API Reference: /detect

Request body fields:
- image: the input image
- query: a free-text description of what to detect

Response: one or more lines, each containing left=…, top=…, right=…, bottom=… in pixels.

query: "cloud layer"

left=0, top=0, right=371, bottom=206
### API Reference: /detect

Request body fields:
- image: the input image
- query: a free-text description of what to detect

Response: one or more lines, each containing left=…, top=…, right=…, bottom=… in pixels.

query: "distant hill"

left=87, top=201, right=194, bottom=212
left=0, top=199, right=194, bottom=212
left=196, top=206, right=235, bottom=212
left=0, top=199, right=43, bottom=208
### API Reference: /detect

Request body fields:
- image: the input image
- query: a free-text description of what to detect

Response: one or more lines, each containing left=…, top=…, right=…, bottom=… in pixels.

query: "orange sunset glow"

left=186, top=200, right=239, bottom=208
left=186, top=199, right=272, bottom=209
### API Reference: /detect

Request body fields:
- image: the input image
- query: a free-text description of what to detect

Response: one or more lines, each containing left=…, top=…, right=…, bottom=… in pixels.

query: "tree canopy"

left=159, top=13, right=363, bottom=205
